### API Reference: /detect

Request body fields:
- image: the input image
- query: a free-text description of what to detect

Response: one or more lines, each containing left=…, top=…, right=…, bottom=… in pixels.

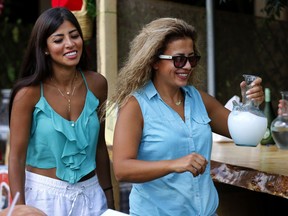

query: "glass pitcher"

left=228, top=74, right=267, bottom=147
left=271, top=91, right=288, bottom=149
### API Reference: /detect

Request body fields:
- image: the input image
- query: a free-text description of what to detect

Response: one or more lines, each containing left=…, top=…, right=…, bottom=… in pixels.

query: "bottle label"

left=263, top=128, right=271, bottom=139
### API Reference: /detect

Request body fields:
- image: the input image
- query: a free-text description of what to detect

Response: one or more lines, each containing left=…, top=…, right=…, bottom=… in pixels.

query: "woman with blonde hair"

left=109, top=17, right=264, bottom=215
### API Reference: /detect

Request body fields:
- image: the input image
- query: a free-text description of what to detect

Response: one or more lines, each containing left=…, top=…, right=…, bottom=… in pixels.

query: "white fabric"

left=101, top=209, right=128, bottom=215
left=25, top=171, right=107, bottom=216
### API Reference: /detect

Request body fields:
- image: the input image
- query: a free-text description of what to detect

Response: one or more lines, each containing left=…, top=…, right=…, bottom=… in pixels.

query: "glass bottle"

left=228, top=74, right=267, bottom=147
left=260, top=88, right=276, bottom=145
left=271, top=91, right=288, bottom=149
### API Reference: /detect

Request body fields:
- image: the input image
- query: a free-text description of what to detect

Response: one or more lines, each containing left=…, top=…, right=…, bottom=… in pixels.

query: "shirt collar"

left=144, top=80, right=192, bottom=100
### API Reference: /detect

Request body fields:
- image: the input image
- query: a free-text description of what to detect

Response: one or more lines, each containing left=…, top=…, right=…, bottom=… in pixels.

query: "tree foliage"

left=220, top=0, right=288, bottom=19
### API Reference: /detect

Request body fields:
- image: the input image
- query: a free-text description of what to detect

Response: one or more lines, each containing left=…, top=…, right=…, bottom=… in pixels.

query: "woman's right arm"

left=9, top=86, right=39, bottom=204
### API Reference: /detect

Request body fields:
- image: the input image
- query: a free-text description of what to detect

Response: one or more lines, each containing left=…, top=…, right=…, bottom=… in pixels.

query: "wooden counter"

left=108, top=142, right=288, bottom=215
left=211, top=142, right=288, bottom=199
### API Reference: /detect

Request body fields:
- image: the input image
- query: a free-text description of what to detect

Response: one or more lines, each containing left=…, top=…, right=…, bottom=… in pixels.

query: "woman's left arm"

left=200, top=91, right=231, bottom=137
left=97, top=115, right=115, bottom=209
left=89, top=71, right=115, bottom=209
left=201, top=77, right=264, bottom=138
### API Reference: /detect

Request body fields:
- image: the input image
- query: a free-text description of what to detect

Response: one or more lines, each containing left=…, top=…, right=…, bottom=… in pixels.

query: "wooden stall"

left=211, top=142, right=288, bottom=215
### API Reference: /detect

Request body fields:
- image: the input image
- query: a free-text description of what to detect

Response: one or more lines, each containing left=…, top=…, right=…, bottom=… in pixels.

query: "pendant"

left=175, top=100, right=182, bottom=106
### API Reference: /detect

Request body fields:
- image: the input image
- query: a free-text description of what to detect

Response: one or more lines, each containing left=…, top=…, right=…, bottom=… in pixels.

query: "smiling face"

left=46, top=20, right=83, bottom=69
left=153, top=37, right=195, bottom=88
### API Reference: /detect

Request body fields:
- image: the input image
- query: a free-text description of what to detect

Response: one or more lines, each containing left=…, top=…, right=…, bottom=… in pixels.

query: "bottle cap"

left=265, top=88, right=271, bottom=102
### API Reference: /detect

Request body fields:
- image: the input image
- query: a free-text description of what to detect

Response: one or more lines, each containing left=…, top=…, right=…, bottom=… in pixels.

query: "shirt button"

left=71, top=123, right=75, bottom=127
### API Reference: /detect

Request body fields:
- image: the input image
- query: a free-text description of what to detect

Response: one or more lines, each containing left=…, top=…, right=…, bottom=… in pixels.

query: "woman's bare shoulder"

left=13, top=85, right=41, bottom=107
left=83, top=71, right=107, bottom=88
left=82, top=70, right=108, bottom=102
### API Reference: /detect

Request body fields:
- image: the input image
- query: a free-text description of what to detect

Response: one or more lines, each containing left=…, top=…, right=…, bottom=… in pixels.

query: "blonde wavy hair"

left=103, top=17, right=202, bottom=119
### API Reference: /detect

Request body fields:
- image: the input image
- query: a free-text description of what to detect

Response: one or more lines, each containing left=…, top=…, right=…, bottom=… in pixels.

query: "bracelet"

left=103, top=186, right=113, bottom=191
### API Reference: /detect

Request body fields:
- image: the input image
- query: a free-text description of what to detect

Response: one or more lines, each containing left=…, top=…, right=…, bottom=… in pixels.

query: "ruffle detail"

left=33, top=91, right=99, bottom=183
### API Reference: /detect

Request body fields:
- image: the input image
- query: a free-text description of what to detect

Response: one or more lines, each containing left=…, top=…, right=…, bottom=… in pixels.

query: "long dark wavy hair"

left=9, top=7, right=89, bottom=122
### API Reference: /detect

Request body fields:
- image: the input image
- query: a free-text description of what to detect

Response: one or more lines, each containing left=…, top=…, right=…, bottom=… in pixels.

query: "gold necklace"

left=50, top=72, right=78, bottom=113
left=175, top=100, right=182, bottom=106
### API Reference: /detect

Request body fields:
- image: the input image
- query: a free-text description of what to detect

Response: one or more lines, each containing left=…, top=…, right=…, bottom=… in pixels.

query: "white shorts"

left=25, top=171, right=107, bottom=216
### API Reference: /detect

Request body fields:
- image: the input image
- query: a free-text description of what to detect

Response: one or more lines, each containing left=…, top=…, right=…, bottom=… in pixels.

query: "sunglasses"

left=158, top=55, right=201, bottom=68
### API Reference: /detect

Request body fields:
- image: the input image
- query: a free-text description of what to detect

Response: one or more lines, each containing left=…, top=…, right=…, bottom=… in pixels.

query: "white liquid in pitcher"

left=228, top=111, right=267, bottom=147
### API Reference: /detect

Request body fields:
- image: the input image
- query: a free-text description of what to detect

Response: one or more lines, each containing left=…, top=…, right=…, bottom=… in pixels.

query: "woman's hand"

left=173, top=153, right=208, bottom=177
left=240, top=77, right=264, bottom=106
left=278, top=99, right=288, bottom=115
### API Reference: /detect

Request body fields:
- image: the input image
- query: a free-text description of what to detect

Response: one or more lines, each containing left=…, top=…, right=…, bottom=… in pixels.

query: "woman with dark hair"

left=8, top=7, right=114, bottom=215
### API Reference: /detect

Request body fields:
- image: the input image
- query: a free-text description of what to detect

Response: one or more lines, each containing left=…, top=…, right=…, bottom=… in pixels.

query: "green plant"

left=85, top=0, right=96, bottom=19
left=0, top=3, right=32, bottom=89
left=219, top=0, right=288, bottom=19
left=262, top=0, right=288, bottom=19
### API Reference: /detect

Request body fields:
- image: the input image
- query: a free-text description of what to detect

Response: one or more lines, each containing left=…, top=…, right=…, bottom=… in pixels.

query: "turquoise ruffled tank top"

left=26, top=71, right=100, bottom=184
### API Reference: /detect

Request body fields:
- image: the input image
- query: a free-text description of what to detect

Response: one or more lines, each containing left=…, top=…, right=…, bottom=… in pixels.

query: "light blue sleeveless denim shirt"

left=130, top=80, right=218, bottom=216
left=26, top=71, right=100, bottom=184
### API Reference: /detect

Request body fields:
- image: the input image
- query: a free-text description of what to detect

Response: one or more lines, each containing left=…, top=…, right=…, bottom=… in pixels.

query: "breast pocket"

left=190, top=114, right=211, bottom=133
